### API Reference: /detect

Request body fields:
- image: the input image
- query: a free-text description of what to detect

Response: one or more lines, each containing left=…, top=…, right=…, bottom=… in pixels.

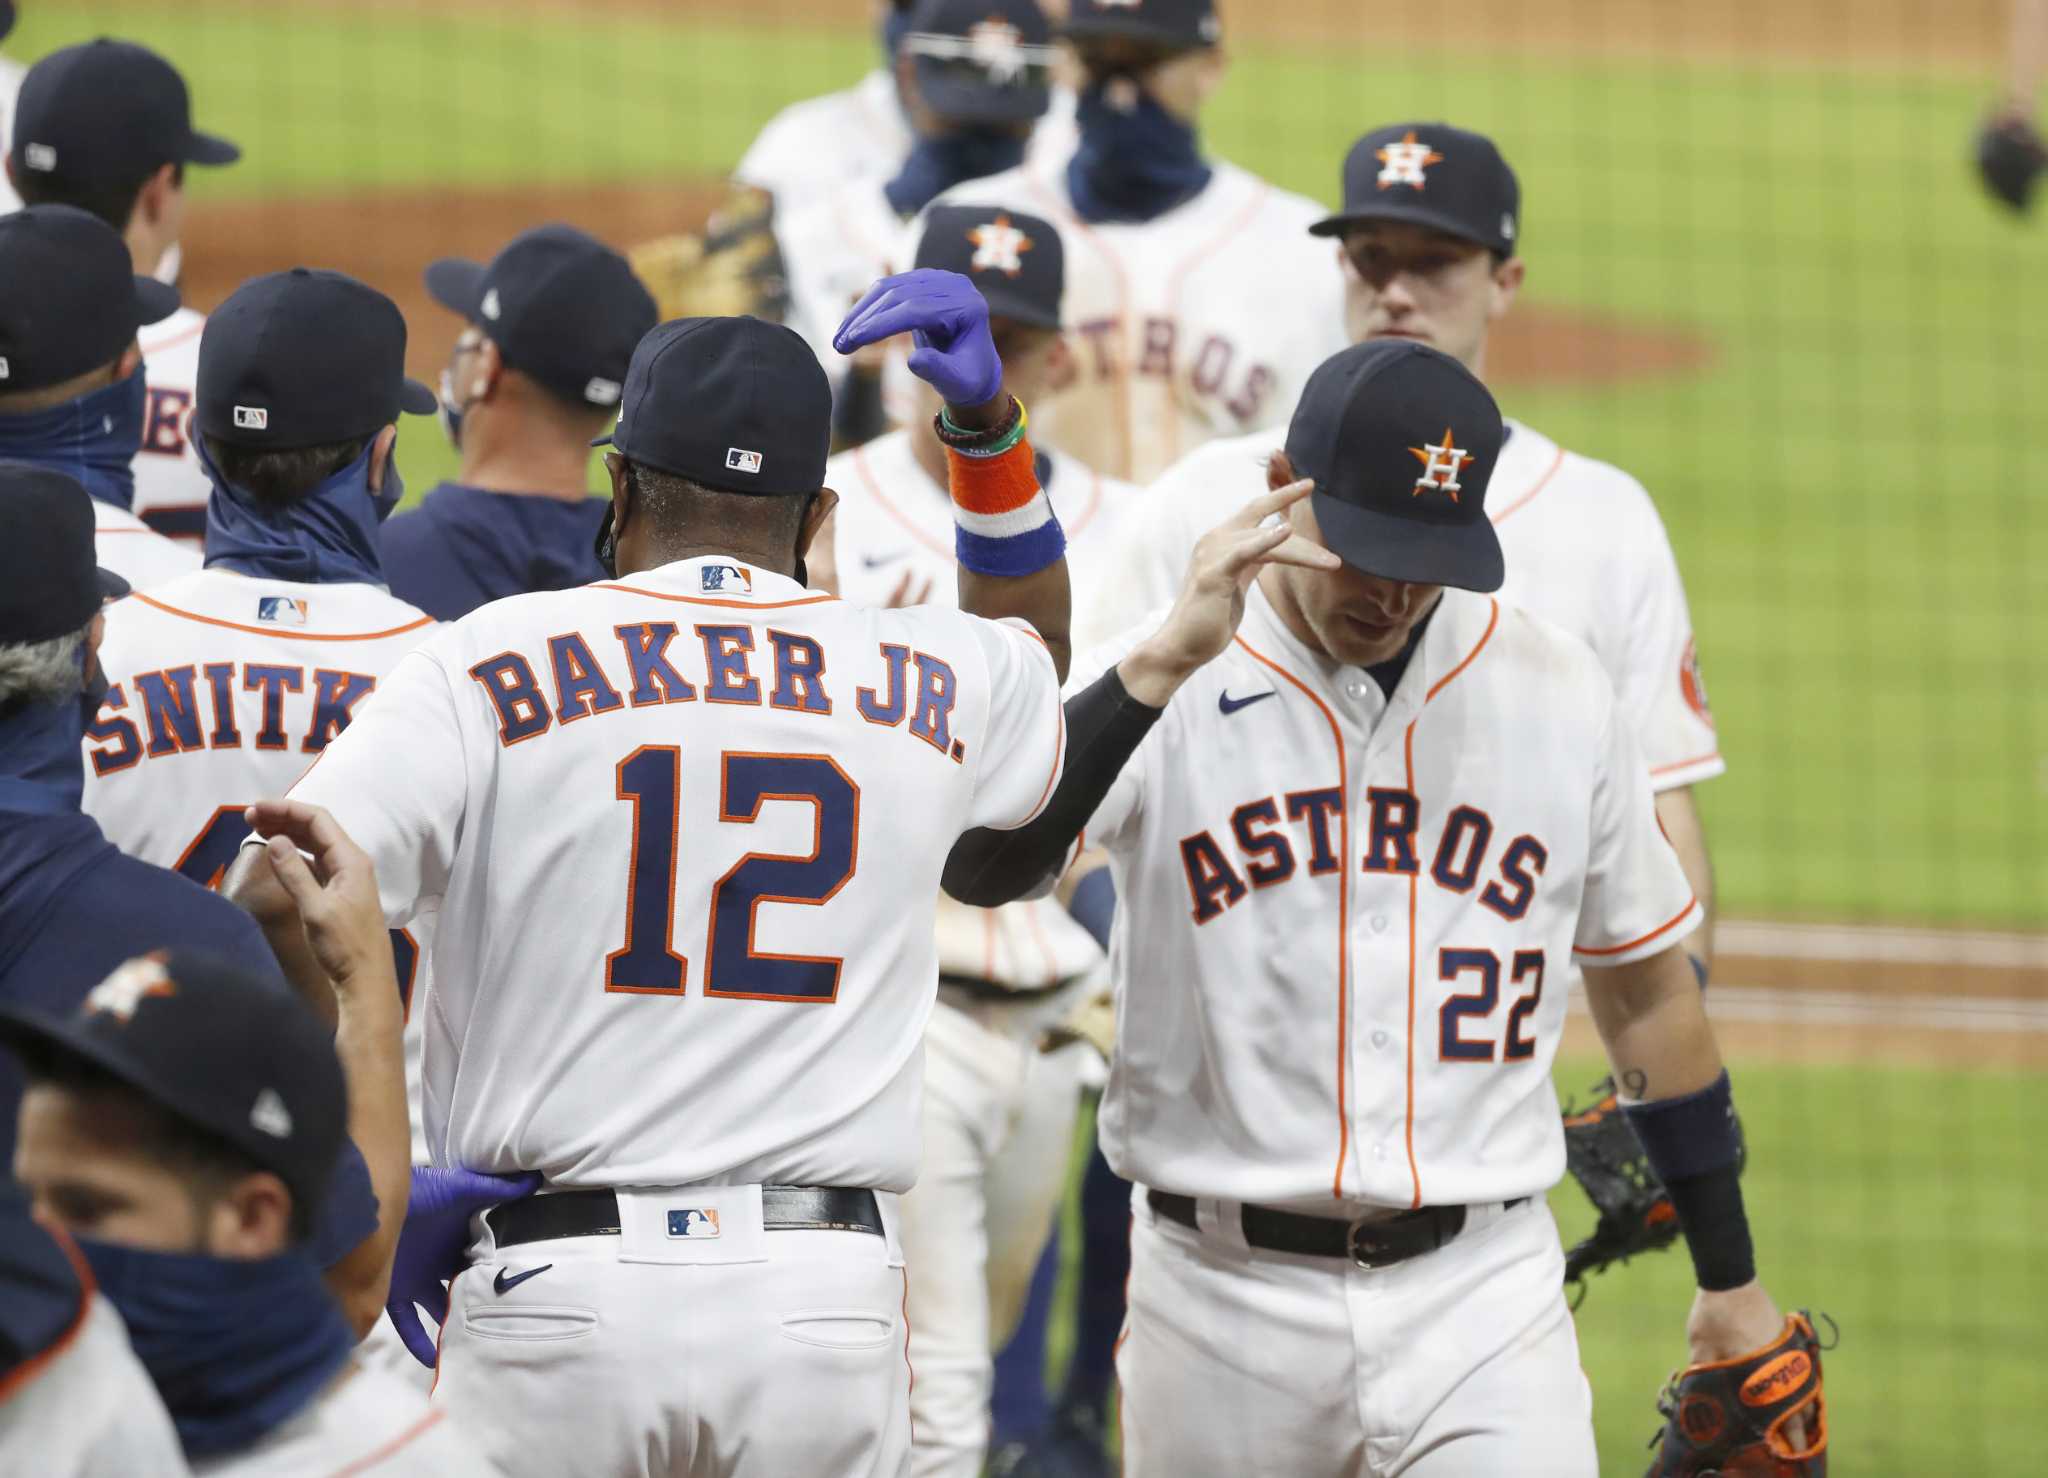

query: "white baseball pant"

left=433, top=1185, right=912, bottom=1478
left=1117, top=1193, right=1596, bottom=1478
left=897, top=995, right=1091, bottom=1478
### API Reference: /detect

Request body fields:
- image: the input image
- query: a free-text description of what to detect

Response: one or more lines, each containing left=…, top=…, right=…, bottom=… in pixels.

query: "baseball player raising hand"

left=228, top=275, right=1077, bottom=1477
left=944, top=338, right=1802, bottom=1476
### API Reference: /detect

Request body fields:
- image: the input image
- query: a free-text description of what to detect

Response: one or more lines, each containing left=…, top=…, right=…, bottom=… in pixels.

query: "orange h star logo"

left=1376, top=131, right=1445, bottom=189
left=1409, top=427, right=1475, bottom=500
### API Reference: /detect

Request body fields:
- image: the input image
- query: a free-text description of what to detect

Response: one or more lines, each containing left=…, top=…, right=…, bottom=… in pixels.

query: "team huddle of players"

left=0, top=2, right=1831, bottom=1476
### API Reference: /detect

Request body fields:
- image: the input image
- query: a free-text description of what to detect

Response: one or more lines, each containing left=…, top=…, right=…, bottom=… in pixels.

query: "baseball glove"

left=1560, top=1077, right=1725, bottom=1295
left=628, top=185, right=791, bottom=323
left=1975, top=114, right=2048, bottom=212
left=1645, top=1310, right=1834, bottom=1476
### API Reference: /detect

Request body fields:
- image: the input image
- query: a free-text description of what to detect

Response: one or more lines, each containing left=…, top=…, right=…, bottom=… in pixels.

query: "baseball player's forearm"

left=958, top=558, right=1072, bottom=682
left=1579, top=943, right=1722, bottom=1104
left=1653, top=786, right=1715, bottom=976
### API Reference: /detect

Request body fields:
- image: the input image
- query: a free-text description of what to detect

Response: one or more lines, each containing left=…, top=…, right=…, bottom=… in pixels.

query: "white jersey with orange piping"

left=130, top=306, right=214, bottom=546
left=1065, top=582, right=1700, bottom=1209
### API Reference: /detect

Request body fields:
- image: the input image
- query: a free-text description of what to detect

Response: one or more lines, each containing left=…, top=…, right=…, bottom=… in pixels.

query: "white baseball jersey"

left=1072, top=584, right=1700, bottom=1210
left=917, top=161, right=1348, bottom=482
left=130, top=308, right=212, bottom=546
left=285, top=555, right=1065, bottom=1191
left=92, top=496, right=201, bottom=590
left=0, top=1295, right=190, bottom=1478
left=828, top=428, right=1132, bottom=995
left=0, top=54, right=25, bottom=215
left=1101, top=422, right=1725, bottom=790
left=192, top=1361, right=498, bottom=1477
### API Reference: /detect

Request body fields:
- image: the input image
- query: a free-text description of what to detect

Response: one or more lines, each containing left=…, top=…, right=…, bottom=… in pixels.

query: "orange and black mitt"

left=1645, top=1311, right=1833, bottom=1477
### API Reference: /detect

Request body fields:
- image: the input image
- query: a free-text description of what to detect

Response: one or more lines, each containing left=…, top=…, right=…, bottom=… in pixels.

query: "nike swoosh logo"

left=862, top=551, right=910, bottom=570
left=494, top=1264, right=553, bottom=1295
left=1218, top=690, right=1277, bottom=716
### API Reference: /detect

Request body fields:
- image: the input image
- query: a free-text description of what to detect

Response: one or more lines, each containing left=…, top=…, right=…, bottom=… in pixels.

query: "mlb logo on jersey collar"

left=700, top=563, right=753, bottom=595
left=258, top=595, right=310, bottom=625
left=668, top=1208, right=722, bottom=1239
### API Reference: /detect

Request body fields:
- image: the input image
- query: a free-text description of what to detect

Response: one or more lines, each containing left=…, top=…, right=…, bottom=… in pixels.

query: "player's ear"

left=135, top=162, right=181, bottom=229
left=366, top=425, right=399, bottom=493
left=1490, top=255, right=1525, bottom=322
left=115, top=344, right=144, bottom=382
left=798, top=486, right=841, bottom=558
left=207, top=1171, right=295, bottom=1259
left=1266, top=449, right=1299, bottom=493
left=474, top=339, right=504, bottom=400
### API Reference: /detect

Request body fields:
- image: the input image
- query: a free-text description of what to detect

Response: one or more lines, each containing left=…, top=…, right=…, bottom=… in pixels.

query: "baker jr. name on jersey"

left=468, top=615, right=973, bottom=762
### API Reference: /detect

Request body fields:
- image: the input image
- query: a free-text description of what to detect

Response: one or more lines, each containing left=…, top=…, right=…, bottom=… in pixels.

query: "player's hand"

left=1119, top=479, right=1340, bottom=706
left=833, top=269, right=1002, bottom=410
left=386, top=1166, right=541, bottom=1367
left=1687, top=1281, right=1811, bottom=1448
left=243, top=799, right=390, bottom=997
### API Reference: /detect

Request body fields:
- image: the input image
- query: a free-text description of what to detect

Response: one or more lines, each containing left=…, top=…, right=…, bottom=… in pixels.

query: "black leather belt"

left=488, top=1187, right=883, bottom=1249
left=1148, top=1190, right=1525, bottom=1269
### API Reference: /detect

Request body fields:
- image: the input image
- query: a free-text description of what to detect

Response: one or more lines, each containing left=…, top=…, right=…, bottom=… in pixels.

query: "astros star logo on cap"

left=1409, top=427, right=1474, bottom=500
left=968, top=213, right=1034, bottom=277
left=968, top=19, right=1028, bottom=83
left=84, top=954, right=178, bottom=1023
left=1377, top=130, right=1445, bottom=190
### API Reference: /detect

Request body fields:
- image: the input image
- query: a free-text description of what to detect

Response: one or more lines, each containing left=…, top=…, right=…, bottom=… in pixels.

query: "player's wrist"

left=939, top=381, right=1012, bottom=433
left=1117, top=635, right=1198, bottom=707
left=939, top=398, right=1067, bottom=580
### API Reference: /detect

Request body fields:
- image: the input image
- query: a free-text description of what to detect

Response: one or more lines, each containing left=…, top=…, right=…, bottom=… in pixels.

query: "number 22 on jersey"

left=607, top=746, right=859, bottom=1002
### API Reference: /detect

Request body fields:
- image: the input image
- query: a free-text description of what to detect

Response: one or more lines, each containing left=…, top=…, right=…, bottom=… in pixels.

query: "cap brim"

left=1309, top=201, right=1508, bottom=255
left=423, top=258, right=488, bottom=319
left=1309, top=487, right=1503, bottom=593
left=399, top=378, right=439, bottom=417
left=913, top=62, right=1049, bottom=125
left=590, top=430, right=616, bottom=449
left=0, top=1006, right=121, bottom=1089
left=134, top=277, right=181, bottom=327
left=98, top=567, right=132, bottom=603
left=182, top=130, right=241, bottom=167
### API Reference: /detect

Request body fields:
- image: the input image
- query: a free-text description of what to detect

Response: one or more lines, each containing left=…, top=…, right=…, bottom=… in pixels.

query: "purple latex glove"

left=833, top=268, right=1003, bottom=409
left=385, top=1166, right=539, bottom=1368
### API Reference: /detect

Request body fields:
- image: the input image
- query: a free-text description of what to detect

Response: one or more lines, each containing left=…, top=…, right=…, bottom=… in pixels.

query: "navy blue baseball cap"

left=914, top=205, right=1063, bottom=330
left=0, top=465, right=129, bottom=642
left=425, top=224, right=657, bottom=412
left=197, top=269, right=437, bottom=450
left=1060, top=0, right=1220, bottom=49
left=901, top=0, right=1058, bottom=125
left=1311, top=123, right=1521, bottom=258
left=1283, top=340, right=1506, bottom=592
left=0, top=205, right=180, bottom=393
left=593, top=316, right=830, bottom=497
left=0, top=5, right=16, bottom=45
left=0, top=953, right=347, bottom=1223
left=10, top=39, right=239, bottom=188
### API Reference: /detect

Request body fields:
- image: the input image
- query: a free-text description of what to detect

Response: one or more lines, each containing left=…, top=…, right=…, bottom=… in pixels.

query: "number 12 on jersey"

left=607, top=746, right=860, bottom=1003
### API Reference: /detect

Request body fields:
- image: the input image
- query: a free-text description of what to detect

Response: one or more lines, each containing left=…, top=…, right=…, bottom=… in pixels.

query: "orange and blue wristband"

left=937, top=398, right=1067, bottom=578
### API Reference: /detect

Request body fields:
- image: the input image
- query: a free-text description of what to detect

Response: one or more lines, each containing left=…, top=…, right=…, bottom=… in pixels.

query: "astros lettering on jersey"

left=284, top=557, right=1064, bottom=1186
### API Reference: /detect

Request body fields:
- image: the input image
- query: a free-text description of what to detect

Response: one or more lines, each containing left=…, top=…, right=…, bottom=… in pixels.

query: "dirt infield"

left=181, top=179, right=1710, bottom=390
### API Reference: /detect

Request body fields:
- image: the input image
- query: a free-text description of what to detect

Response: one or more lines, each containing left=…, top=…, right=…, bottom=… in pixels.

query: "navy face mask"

left=1067, top=73, right=1213, bottom=224
left=0, top=365, right=148, bottom=510
left=200, top=437, right=403, bottom=586
left=884, top=127, right=1029, bottom=217
left=77, top=1238, right=355, bottom=1460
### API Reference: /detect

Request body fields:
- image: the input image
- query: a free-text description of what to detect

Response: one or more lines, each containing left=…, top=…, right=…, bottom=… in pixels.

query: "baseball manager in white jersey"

left=7, top=39, right=241, bottom=547
left=230, top=277, right=1079, bottom=1475
left=1109, top=121, right=1724, bottom=981
left=945, top=340, right=1801, bottom=1476
left=917, top=0, right=1348, bottom=482
left=825, top=204, right=1132, bottom=1478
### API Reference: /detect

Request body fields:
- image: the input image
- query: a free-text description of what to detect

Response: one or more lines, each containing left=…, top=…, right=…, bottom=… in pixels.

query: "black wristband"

left=1664, top=1162, right=1756, bottom=1291
left=932, top=395, right=1024, bottom=453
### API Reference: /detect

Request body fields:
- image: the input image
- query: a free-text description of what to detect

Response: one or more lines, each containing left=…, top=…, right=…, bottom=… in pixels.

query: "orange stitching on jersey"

left=0, top=1227, right=93, bottom=1405
left=1162, top=176, right=1272, bottom=468
left=427, top=1267, right=466, bottom=1398
left=899, top=1267, right=918, bottom=1445
left=1649, top=749, right=1722, bottom=777
left=852, top=446, right=954, bottom=560
left=127, top=592, right=433, bottom=642
left=1234, top=631, right=1352, bottom=1200
left=325, top=1408, right=447, bottom=1477
left=1022, top=899, right=1061, bottom=987
left=1573, top=896, right=1702, bottom=957
left=1423, top=599, right=1499, bottom=705
left=1486, top=445, right=1566, bottom=527
left=592, top=584, right=837, bottom=610
left=1019, top=674, right=1067, bottom=827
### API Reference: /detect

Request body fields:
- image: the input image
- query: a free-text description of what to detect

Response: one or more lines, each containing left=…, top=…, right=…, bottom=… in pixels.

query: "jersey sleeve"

left=963, top=615, right=1068, bottom=831
left=1572, top=687, right=1704, bottom=966
left=1613, top=482, right=1725, bottom=790
left=286, top=646, right=468, bottom=925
